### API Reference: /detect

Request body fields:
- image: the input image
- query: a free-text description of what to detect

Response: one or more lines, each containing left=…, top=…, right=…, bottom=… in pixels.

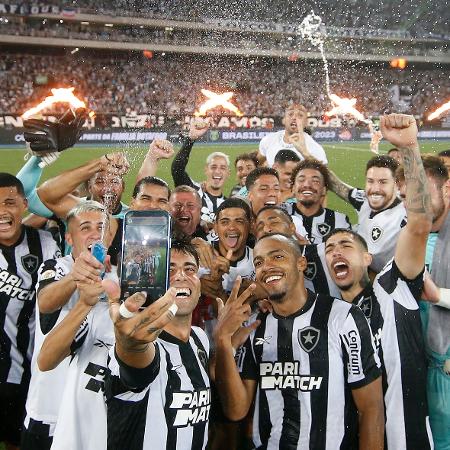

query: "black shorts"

left=0, top=383, right=27, bottom=446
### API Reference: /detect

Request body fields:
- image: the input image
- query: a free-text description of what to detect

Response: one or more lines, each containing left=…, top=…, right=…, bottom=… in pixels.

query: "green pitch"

left=1, top=140, right=448, bottom=224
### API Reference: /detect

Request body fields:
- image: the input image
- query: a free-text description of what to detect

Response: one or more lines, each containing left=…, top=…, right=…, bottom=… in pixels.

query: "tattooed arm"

left=381, top=114, right=432, bottom=279
left=108, top=288, right=177, bottom=369
left=328, top=170, right=355, bottom=202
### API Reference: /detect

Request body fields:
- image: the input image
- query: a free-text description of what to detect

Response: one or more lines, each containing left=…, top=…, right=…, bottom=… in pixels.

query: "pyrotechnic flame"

left=427, top=101, right=450, bottom=121
left=325, top=94, right=370, bottom=124
left=195, top=89, right=243, bottom=117
left=22, top=87, right=87, bottom=119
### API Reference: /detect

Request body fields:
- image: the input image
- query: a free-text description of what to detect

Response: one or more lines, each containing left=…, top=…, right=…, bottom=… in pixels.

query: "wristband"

left=119, top=302, right=136, bottom=319
left=437, top=288, right=450, bottom=309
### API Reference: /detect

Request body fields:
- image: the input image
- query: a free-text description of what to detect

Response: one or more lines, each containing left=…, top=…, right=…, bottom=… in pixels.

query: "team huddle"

left=0, top=105, right=449, bottom=450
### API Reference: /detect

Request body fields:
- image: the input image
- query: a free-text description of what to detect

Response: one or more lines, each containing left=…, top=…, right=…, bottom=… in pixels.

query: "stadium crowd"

left=5, top=0, right=447, bottom=36
left=1, top=52, right=449, bottom=117
left=0, top=101, right=449, bottom=450
left=1, top=19, right=447, bottom=58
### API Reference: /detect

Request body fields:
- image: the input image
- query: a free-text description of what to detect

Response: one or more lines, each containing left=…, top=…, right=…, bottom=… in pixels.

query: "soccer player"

left=324, top=114, right=434, bottom=450
left=387, top=147, right=402, bottom=163
left=105, top=241, right=211, bottom=449
left=285, top=158, right=351, bottom=244
left=214, top=233, right=383, bottom=449
left=230, top=153, right=258, bottom=197
left=171, top=119, right=230, bottom=224
left=246, top=167, right=281, bottom=216
left=258, top=103, right=327, bottom=167
left=21, top=201, right=110, bottom=450
left=37, top=218, right=118, bottom=450
left=254, top=206, right=340, bottom=297
left=397, top=155, right=450, bottom=449
left=272, top=149, right=300, bottom=202
left=437, top=149, right=450, bottom=173
left=130, top=176, right=171, bottom=212
left=0, top=173, right=60, bottom=450
left=328, top=153, right=406, bottom=273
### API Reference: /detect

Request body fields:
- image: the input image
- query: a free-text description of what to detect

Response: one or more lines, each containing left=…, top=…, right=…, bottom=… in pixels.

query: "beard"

left=268, top=291, right=287, bottom=302
left=299, top=198, right=316, bottom=208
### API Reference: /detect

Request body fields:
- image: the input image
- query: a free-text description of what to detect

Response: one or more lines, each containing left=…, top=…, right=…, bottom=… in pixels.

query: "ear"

left=297, top=255, right=307, bottom=272
left=363, top=252, right=373, bottom=268
left=65, top=231, right=73, bottom=247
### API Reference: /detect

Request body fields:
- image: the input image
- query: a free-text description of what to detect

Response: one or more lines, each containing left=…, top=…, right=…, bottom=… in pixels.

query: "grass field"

left=1, top=139, right=449, bottom=224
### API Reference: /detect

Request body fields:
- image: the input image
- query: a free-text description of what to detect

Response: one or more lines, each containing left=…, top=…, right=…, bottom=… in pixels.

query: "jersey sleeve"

left=171, top=137, right=197, bottom=188
left=258, top=135, right=268, bottom=157
left=70, top=316, right=90, bottom=356
left=377, top=259, right=424, bottom=304
left=36, top=258, right=67, bottom=293
left=238, top=335, right=258, bottom=380
left=348, top=188, right=366, bottom=211
left=340, top=305, right=381, bottom=389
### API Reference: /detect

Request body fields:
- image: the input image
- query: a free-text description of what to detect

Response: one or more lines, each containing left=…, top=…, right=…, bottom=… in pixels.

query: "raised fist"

left=148, top=139, right=174, bottom=160
left=189, top=118, right=210, bottom=140
left=380, top=114, right=418, bottom=149
left=23, top=107, right=88, bottom=153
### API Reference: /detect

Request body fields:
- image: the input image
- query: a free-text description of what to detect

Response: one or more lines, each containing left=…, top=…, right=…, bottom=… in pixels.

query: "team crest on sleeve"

left=304, top=262, right=317, bottom=280
left=21, top=254, right=39, bottom=275
left=371, top=226, right=383, bottom=242
left=316, top=223, right=331, bottom=237
left=298, top=327, right=320, bottom=353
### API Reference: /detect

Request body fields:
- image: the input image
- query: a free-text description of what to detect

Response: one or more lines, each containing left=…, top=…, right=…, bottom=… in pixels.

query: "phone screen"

left=120, top=210, right=171, bottom=306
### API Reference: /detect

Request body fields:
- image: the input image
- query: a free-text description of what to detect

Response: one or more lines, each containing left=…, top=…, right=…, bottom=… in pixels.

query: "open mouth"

left=178, top=215, right=191, bottom=224
left=225, top=233, right=239, bottom=248
left=333, top=261, right=350, bottom=280
left=175, top=288, right=191, bottom=298
left=369, top=194, right=384, bottom=201
left=301, top=190, right=315, bottom=196
left=264, top=200, right=277, bottom=206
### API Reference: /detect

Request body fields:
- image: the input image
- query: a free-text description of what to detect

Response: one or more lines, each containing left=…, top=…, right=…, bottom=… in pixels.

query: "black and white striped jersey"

left=348, top=189, right=407, bottom=273
left=0, top=226, right=60, bottom=386
left=51, top=268, right=118, bottom=450
left=364, top=260, right=432, bottom=450
left=239, top=290, right=380, bottom=450
left=284, top=204, right=351, bottom=244
left=24, top=255, right=77, bottom=437
left=303, top=243, right=341, bottom=298
left=106, top=327, right=210, bottom=450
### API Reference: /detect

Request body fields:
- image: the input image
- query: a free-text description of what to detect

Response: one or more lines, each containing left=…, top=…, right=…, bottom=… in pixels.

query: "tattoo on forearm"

left=400, top=147, right=432, bottom=216
left=328, top=171, right=352, bottom=200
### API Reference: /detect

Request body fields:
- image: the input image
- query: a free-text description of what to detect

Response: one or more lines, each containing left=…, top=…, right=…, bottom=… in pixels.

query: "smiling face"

left=294, top=168, right=326, bottom=208
left=66, top=210, right=107, bottom=258
left=205, top=156, right=230, bottom=193
left=254, top=208, right=295, bottom=240
left=215, top=207, right=250, bottom=259
left=248, top=174, right=281, bottom=215
left=236, top=159, right=257, bottom=186
left=131, top=183, right=170, bottom=212
left=169, top=192, right=201, bottom=236
left=365, top=167, right=397, bottom=212
left=324, top=231, right=372, bottom=294
left=169, top=249, right=201, bottom=317
left=0, top=186, right=27, bottom=246
left=88, top=171, right=124, bottom=213
left=253, top=236, right=305, bottom=303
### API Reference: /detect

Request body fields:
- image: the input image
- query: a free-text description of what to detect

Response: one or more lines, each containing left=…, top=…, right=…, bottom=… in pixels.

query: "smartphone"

left=120, top=210, right=171, bottom=307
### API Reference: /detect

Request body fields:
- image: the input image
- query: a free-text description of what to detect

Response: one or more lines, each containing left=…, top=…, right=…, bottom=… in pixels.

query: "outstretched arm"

left=37, top=153, right=128, bottom=219
left=171, top=118, right=209, bottom=187
left=382, top=114, right=432, bottom=279
left=328, top=170, right=356, bottom=202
